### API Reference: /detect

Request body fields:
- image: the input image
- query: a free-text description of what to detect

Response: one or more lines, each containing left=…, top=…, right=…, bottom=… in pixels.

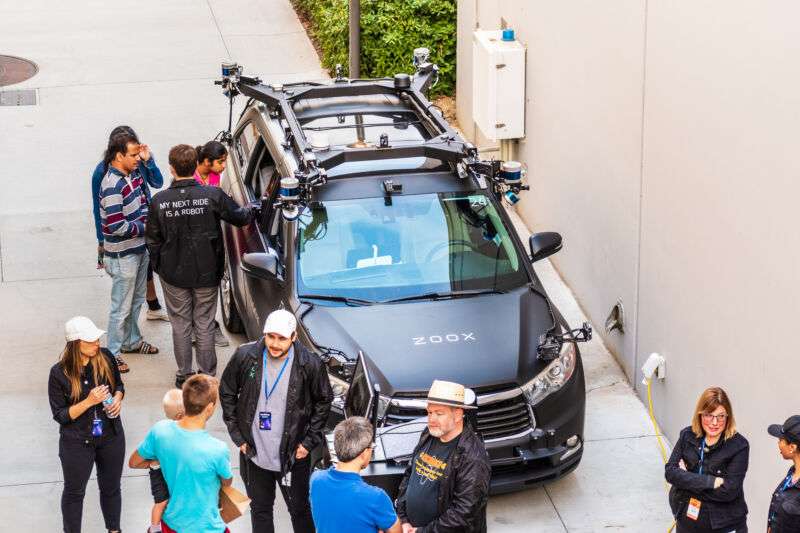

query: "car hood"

left=301, top=287, right=555, bottom=395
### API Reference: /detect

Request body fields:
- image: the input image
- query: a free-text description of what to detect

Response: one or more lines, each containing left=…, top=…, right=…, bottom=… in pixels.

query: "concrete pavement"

left=0, top=0, right=674, bottom=531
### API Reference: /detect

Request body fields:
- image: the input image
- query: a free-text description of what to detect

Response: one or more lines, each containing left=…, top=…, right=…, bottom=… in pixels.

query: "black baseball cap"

left=768, top=415, right=800, bottom=444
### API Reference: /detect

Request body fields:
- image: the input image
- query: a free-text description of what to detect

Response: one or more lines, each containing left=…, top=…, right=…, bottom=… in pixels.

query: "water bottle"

left=103, top=394, right=118, bottom=419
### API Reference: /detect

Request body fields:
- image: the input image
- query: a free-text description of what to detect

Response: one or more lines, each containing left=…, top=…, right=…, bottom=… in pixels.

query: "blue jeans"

left=104, top=252, right=148, bottom=356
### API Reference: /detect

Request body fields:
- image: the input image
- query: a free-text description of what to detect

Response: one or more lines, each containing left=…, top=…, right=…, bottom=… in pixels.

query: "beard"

left=429, top=426, right=444, bottom=438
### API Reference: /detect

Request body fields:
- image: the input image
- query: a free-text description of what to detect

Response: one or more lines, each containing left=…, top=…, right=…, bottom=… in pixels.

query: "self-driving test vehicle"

left=214, top=51, right=591, bottom=497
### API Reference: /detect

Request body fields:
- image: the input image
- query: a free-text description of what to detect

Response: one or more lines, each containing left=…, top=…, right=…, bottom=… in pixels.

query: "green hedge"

left=291, top=0, right=456, bottom=97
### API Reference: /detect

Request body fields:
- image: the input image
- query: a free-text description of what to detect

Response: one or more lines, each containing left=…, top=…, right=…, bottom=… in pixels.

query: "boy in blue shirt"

left=310, top=417, right=400, bottom=533
left=130, top=375, right=233, bottom=533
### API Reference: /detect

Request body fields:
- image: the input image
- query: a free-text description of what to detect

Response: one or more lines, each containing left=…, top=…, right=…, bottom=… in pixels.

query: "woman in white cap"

left=47, top=316, right=126, bottom=533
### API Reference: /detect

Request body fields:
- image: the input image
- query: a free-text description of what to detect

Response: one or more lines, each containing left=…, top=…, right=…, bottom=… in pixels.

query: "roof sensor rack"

left=215, top=50, right=528, bottom=209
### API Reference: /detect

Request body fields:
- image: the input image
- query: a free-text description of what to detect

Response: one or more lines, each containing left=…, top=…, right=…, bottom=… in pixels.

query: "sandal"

left=115, top=356, right=130, bottom=373
left=121, top=341, right=159, bottom=355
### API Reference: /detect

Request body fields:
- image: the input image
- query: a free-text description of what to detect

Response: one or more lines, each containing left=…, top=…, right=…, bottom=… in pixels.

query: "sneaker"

left=146, top=308, right=170, bottom=321
left=214, top=327, right=229, bottom=347
left=175, top=373, right=193, bottom=388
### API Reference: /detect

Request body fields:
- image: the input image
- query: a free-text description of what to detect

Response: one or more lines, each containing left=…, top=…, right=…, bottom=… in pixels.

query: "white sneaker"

left=146, top=308, right=170, bottom=321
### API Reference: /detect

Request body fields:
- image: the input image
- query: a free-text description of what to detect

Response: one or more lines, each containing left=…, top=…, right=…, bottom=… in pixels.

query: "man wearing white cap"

left=220, top=309, right=333, bottom=533
left=395, top=380, right=491, bottom=533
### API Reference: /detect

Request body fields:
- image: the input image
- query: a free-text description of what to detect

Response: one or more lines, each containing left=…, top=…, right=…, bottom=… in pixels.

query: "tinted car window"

left=297, top=192, right=528, bottom=302
left=301, top=112, right=429, bottom=147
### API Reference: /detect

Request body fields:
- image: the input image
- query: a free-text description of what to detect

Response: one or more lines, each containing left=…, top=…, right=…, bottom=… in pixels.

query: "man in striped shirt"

left=99, top=131, right=160, bottom=363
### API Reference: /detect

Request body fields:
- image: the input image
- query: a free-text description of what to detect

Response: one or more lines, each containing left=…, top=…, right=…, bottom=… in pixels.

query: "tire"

left=220, top=255, right=244, bottom=334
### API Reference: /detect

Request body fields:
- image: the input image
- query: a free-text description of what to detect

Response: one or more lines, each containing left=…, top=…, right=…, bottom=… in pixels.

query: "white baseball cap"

left=65, top=316, right=105, bottom=342
left=263, top=309, right=297, bottom=338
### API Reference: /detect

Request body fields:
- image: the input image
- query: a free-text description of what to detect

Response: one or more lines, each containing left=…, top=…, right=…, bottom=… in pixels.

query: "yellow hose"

left=646, top=377, right=676, bottom=533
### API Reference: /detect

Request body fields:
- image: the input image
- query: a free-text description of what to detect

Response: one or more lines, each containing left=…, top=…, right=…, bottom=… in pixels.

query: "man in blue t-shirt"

left=129, top=375, right=233, bottom=533
left=310, top=417, right=400, bottom=533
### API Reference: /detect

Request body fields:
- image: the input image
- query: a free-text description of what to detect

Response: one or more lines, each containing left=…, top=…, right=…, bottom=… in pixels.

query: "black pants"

left=676, top=517, right=748, bottom=533
left=240, top=453, right=315, bottom=533
left=58, top=431, right=126, bottom=533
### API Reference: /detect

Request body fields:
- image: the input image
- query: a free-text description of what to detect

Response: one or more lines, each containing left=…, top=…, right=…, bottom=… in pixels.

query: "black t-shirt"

left=405, top=436, right=458, bottom=528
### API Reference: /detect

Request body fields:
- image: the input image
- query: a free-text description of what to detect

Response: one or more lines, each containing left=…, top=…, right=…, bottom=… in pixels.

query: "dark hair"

left=169, top=144, right=198, bottom=177
left=196, top=141, right=228, bottom=164
left=104, top=132, right=138, bottom=166
left=108, top=125, right=138, bottom=143
left=182, top=374, right=218, bottom=416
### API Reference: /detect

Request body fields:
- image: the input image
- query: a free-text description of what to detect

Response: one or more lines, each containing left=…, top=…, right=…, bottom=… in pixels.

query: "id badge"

left=258, top=411, right=272, bottom=431
left=91, top=418, right=104, bottom=437
left=686, top=497, right=701, bottom=521
left=281, top=471, right=292, bottom=487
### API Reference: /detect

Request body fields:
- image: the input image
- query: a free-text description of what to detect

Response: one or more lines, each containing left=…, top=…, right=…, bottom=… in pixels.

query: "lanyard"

left=770, top=473, right=795, bottom=523
left=780, top=473, right=794, bottom=492
left=262, top=349, right=291, bottom=403
left=698, top=438, right=706, bottom=475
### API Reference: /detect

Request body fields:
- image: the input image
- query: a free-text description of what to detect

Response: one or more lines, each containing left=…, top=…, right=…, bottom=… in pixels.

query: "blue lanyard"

left=262, top=349, right=291, bottom=403
left=698, top=439, right=706, bottom=475
left=780, top=473, right=794, bottom=492
left=770, top=473, right=795, bottom=522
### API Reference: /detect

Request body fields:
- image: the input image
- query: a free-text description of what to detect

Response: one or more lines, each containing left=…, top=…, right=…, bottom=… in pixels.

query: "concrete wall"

left=457, top=0, right=800, bottom=526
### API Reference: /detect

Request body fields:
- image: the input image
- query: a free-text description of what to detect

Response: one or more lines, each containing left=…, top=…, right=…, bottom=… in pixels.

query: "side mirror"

left=529, top=232, right=563, bottom=263
left=241, top=252, right=279, bottom=280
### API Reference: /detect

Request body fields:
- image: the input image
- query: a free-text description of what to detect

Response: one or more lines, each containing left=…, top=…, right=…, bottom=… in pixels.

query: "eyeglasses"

left=701, top=413, right=728, bottom=423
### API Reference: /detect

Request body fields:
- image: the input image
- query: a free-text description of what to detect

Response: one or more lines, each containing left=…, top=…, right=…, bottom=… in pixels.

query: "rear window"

left=301, top=112, right=430, bottom=148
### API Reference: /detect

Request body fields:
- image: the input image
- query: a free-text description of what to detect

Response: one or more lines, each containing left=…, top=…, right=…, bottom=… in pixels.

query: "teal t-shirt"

left=138, top=419, right=232, bottom=533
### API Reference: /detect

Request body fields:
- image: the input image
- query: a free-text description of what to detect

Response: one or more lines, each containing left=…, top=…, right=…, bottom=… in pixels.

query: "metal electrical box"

left=472, top=29, right=526, bottom=141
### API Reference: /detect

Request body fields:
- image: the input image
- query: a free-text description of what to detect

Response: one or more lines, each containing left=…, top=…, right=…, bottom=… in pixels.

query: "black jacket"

left=48, top=349, right=125, bottom=440
left=145, top=179, right=252, bottom=288
left=219, top=338, right=333, bottom=473
left=665, top=427, right=749, bottom=530
left=396, top=425, right=491, bottom=533
left=768, top=466, right=800, bottom=533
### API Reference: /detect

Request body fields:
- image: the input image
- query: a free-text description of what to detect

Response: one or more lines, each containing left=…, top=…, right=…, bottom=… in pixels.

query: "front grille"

left=384, top=391, right=534, bottom=441
left=475, top=395, right=533, bottom=440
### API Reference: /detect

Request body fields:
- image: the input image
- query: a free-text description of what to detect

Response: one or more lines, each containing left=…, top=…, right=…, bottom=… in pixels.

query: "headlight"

left=521, top=342, right=577, bottom=406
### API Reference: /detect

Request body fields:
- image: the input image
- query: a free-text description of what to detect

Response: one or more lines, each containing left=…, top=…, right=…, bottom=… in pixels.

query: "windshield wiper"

left=298, top=294, right=374, bottom=306
left=381, top=288, right=507, bottom=304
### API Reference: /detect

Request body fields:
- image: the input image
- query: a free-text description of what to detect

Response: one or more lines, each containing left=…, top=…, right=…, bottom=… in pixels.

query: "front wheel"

left=220, top=254, right=244, bottom=334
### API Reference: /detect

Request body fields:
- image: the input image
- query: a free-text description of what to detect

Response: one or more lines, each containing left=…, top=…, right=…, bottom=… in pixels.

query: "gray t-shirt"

left=251, top=346, right=293, bottom=471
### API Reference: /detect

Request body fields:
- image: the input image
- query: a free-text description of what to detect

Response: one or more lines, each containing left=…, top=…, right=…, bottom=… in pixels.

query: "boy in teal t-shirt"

left=130, top=376, right=233, bottom=533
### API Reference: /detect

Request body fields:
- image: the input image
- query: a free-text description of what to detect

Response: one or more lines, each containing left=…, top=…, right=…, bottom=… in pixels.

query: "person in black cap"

left=767, top=415, right=800, bottom=533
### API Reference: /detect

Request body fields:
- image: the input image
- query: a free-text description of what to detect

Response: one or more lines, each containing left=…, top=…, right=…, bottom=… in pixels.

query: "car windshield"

left=297, top=192, right=528, bottom=302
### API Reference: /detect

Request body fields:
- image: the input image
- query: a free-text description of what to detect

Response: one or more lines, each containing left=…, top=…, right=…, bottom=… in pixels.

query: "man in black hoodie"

left=396, top=380, right=491, bottom=533
left=145, top=144, right=256, bottom=387
left=220, top=309, right=333, bottom=533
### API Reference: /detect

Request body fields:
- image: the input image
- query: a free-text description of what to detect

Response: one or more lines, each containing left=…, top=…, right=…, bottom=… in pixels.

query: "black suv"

left=215, top=56, right=589, bottom=497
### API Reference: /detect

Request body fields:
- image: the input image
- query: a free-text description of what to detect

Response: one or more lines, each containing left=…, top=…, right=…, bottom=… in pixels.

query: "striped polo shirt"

left=99, top=166, right=148, bottom=257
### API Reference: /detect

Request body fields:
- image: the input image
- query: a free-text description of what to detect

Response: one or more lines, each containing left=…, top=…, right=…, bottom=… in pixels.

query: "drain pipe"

left=348, top=0, right=360, bottom=78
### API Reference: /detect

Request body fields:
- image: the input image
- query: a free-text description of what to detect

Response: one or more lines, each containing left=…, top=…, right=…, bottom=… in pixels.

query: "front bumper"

left=356, top=358, right=586, bottom=499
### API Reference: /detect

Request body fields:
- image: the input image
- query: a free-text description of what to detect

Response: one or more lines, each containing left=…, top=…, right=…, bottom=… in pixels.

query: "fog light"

left=566, top=435, right=579, bottom=448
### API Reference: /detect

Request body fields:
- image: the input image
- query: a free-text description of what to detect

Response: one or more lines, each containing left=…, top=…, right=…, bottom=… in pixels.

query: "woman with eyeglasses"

left=665, top=387, right=750, bottom=532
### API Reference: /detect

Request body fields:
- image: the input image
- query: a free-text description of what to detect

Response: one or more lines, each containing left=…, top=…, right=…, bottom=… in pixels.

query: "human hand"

left=106, top=394, right=122, bottom=417
left=713, top=477, right=724, bottom=489
left=401, top=523, right=416, bottom=533
left=139, top=144, right=151, bottom=161
left=295, top=444, right=309, bottom=460
left=96, top=244, right=104, bottom=269
left=87, top=385, right=110, bottom=406
left=239, top=443, right=248, bottom=455
left=678, top=459, right=687, bottom=471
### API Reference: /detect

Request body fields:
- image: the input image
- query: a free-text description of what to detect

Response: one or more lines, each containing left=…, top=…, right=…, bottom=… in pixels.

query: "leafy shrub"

left=291, top=0, right=456, bottom=97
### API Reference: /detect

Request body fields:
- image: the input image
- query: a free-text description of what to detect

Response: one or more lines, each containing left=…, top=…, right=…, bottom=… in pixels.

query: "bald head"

left=162, top=388, right=185, bottom=420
